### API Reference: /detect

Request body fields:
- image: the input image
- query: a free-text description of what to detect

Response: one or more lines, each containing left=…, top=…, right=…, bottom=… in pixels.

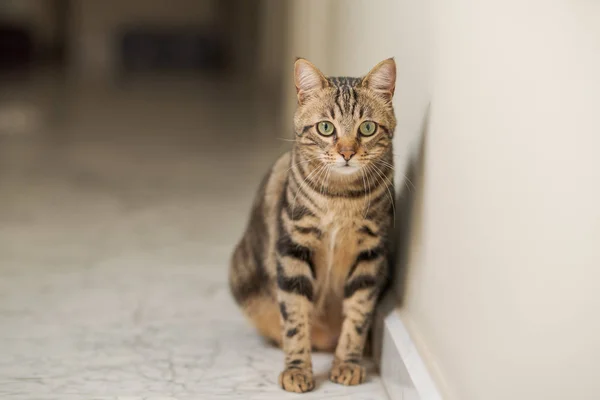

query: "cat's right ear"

left=294, top=58, right=328, bottom=104
left=362, top=58, right=396, bottom=100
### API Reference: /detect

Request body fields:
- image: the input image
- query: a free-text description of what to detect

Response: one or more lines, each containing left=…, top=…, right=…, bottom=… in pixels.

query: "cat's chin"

left=332, top=165, right=361, bottom=176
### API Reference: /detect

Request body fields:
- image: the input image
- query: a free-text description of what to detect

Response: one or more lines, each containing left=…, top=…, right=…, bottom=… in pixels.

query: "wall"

left=404, top=1, right=600, bottom=399
left=285, top=0, right=600, bottom=399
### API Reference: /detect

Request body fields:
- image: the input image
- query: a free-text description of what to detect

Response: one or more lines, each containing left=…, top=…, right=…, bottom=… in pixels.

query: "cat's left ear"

left=294, top=58, right=329, bottom=104
left=362, top=58, right=396, bottom=99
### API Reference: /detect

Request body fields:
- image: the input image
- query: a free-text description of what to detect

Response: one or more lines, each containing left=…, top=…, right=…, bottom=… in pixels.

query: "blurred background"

left=0, top=1, right=599, bottom=400
left=0, top=0, right=290, bottom=264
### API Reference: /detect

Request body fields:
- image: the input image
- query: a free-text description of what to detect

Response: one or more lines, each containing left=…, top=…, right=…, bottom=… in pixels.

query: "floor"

left=0, top=72, right=390, bottom=399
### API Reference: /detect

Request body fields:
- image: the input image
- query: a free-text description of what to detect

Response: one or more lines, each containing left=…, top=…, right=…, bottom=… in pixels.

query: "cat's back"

left=229, top=151, right=291, bottom=307
left=243, top=150, right=291, bottom=247
left=262, top=151, right=292, bottom=212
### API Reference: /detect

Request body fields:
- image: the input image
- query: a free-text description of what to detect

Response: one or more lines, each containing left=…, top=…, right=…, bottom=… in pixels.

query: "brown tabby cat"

left=229, top=58, right=396, bottom=393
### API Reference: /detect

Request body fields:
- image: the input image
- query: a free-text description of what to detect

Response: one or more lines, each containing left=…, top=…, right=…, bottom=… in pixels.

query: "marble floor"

left=0, top=73, right=390, bottom=399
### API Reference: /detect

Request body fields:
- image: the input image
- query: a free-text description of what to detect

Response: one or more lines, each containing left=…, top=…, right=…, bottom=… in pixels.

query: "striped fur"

left=229, top=58, right=396, bottom=393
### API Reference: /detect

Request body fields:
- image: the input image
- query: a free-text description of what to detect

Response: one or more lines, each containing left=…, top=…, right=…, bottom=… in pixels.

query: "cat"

left=229, top=58, right=396, bottom=393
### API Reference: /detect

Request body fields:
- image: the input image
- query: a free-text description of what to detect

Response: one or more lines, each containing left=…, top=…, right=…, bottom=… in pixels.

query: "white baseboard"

left=373, top=296, right=443, bottom=400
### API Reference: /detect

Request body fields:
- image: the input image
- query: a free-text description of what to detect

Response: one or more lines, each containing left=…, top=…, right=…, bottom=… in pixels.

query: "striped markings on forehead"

left=326, top=77, right=363, bottom=121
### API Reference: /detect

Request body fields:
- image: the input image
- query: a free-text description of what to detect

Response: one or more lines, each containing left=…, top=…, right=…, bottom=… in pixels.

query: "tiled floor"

left=0, top=74, right=390, bottom=399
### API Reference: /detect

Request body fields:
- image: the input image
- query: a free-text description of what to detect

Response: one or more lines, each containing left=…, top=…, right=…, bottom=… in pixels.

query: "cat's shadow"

left=388, top=105, right=429, bottom=306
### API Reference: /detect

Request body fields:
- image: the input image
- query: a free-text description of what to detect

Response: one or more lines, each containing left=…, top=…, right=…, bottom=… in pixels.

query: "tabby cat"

left=229, top=58, right=396, bottom=393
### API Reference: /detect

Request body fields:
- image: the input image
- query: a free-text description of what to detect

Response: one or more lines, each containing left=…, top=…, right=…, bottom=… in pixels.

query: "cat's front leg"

left=330, top=247, right=387, bottom=385
left=276, top=238, right=316, bottom=393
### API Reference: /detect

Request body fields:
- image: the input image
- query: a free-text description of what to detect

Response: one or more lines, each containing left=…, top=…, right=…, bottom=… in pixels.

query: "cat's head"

left=293, top=58, right=396, bottom=176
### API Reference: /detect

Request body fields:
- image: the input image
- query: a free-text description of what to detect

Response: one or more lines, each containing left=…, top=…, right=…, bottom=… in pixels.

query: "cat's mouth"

left=333, top=163, right=360, bottom=175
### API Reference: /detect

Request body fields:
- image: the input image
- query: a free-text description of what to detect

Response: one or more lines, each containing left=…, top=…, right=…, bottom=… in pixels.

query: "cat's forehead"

left=327, top=76, right=362, bottom=87
left=321, top=76, right=363, bottom=124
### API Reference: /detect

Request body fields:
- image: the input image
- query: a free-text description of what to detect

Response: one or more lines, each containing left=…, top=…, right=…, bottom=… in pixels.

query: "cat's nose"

left=339, top=149, right=356, bottom=161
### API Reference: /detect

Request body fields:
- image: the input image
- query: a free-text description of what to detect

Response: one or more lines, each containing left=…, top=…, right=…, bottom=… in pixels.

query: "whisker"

left=376, top=160, right=395, bottom=170
left=400, top=175, right=416, bottom=191
left=371, top=163, right=394, bottom=189
left=367, top=163, right=376, bottom=209
left=375, top=159, right=415, bottom=192
left=277, top=137, right=297, bottom=142
left=369, top=163, right=396, bottom=227
left=285, top=155, right=321, bottom=174
left=291, top=164, right=326, bottom=218
left=320, top=165, right=332, bottom=215
left=364, top=164, right=380, bottom=215
left=402, top=172, right=416, bottom=190
left=360, top=166, right=370, bottom=219
left=326, top=165, right=333, bottom=214
left=365, top=164, right=381, bottom=218
left=315, top=163, right=329, bottom=198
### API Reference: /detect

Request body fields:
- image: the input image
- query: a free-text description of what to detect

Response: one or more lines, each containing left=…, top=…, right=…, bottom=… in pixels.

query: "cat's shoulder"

left=271, top=151, right=292, bottom=177
left=259, top=151, right=292, bottom=206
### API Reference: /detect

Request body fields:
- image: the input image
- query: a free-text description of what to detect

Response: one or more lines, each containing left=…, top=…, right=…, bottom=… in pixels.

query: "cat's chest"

left=313, top=214, right=361, bottom=291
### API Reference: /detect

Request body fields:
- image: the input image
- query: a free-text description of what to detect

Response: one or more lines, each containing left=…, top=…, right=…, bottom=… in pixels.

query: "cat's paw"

left=279, top=368, right=315, bottom=393
left=329, top=361, right=366, bottom=386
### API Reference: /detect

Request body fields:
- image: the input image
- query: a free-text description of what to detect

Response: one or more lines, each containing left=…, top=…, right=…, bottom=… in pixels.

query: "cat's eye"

left=317, top=121, right=335, bottom=136
left=359, top=121, right=377, bottom=136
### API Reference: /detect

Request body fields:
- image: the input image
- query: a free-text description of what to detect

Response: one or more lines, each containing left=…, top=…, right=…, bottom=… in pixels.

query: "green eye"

left=317, top=121, right=335, bottom=136
left=359, top=121, right=377, bottom=136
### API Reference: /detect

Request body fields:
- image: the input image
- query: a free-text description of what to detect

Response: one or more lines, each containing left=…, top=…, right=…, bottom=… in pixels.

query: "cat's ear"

left=294, top=58, right=329, bottom=104
left=362, top=58, right=396, bottom=99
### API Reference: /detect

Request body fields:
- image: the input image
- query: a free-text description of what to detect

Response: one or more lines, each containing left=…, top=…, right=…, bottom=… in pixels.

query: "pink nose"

left=339, top=150, right=356, bottom=161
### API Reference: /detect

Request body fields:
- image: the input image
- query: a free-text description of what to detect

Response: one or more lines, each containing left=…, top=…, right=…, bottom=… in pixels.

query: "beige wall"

left=286, top=0, right=600, bottom=399
left=405, top=1, right=600, bottom=399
